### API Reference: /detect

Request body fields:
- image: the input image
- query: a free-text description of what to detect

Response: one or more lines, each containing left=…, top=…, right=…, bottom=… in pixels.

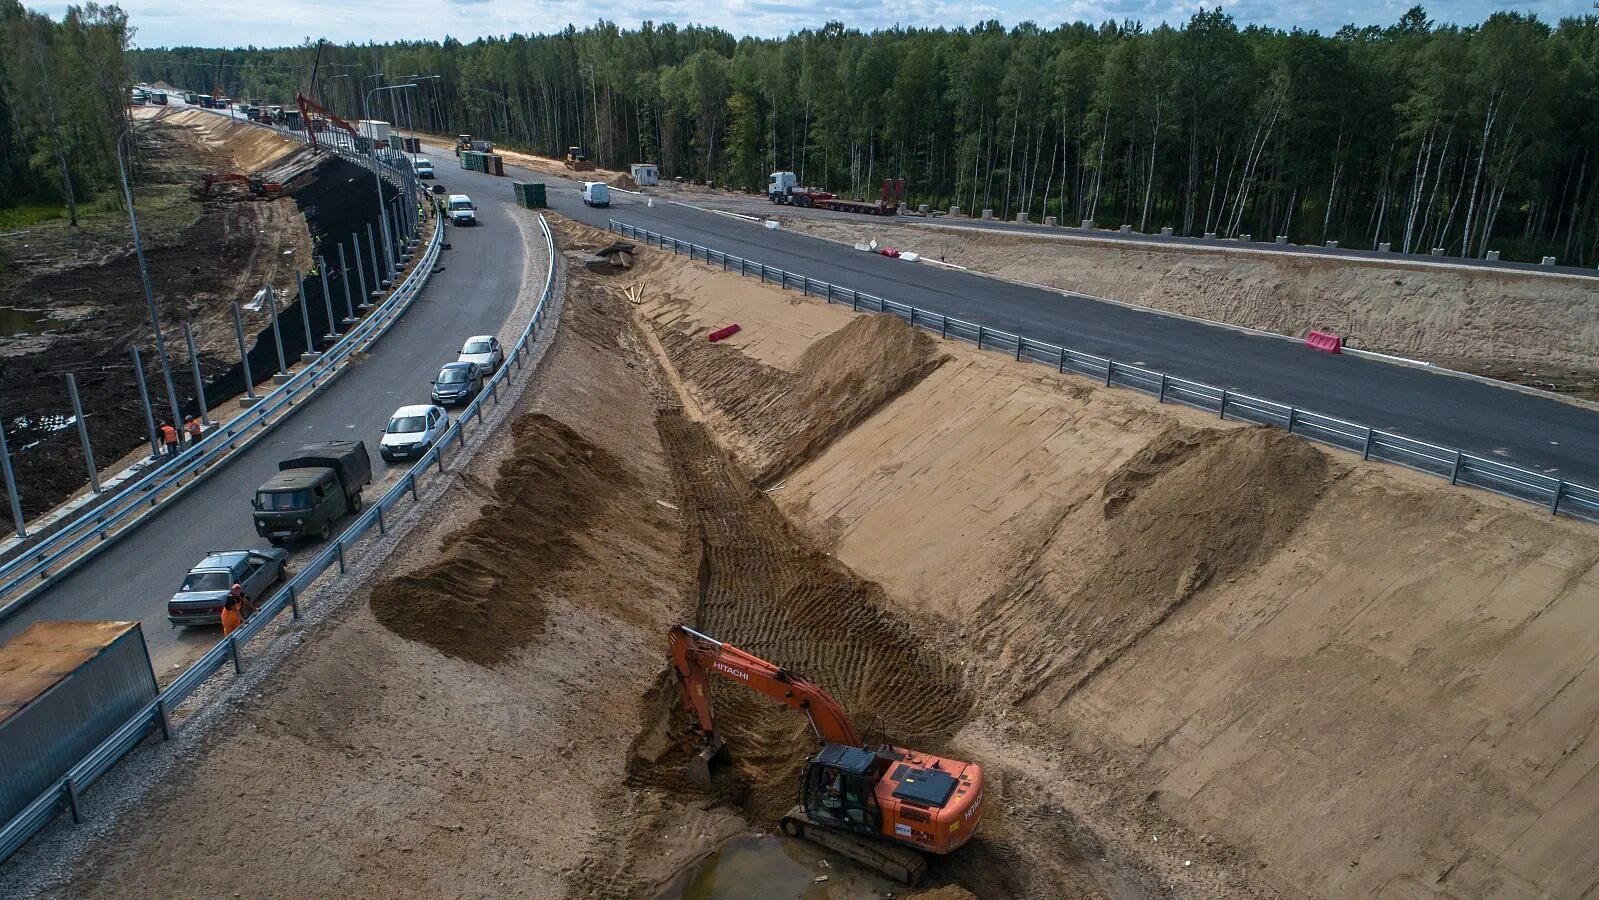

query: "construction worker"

left=158, top=421, right=179, bottom=457
left=183, top=415, right=203, bottom=445
left=220, top=595, right=244, bottom=637
left=229, top=582, right=258, bottom=619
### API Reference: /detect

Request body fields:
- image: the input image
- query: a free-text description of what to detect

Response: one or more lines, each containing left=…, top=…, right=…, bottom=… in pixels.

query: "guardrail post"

left=740, top=259, right=748, bottom=276
left=376, top=506, right=386, bottom=535
left=1158, top=374, right=1168, bottom=402
left=943, top=317, right=951, bottom=339
left=1286, top=407, right=1297, bottom=434
left=1551, top=482, right=1565, bottom=516
left=336, top=542, right=346, bottom=574
left=758, top=264, right=766, bottom=284
left=228, top=634, right=243, bottom=674
left=851, top=291, right=860, bottom=312
left=490, top=381, right=499, bottom=404
left=156, top=697, right=173, bottom=740
left=1015, top=338, right=1024, bottom=361
left=801, top=277, right=809, bottom=297
left=288, top=584, right=300, bottom=620
left=976, top=325, right=984, bottom=349
left=1450, top=451, right=1464, bottom=485
left=1362, top=427, right=1375, bottom=460
left=64, top=776, right=82, bottom=823
left=410, top=474, right=420, bottom=499
left=1105, top=361, right=1114, bottom=387
left=1219, top=390, right=1228, bottom=418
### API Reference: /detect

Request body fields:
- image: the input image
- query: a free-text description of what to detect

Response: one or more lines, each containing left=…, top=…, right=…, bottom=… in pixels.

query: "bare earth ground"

left=774, top=217, right=1599, bottom=399
left=0, top=107, right=314, bottom=516
left=24, top=219, right=1599, bottom=899
left=637, top=242, right=1599, bottom=898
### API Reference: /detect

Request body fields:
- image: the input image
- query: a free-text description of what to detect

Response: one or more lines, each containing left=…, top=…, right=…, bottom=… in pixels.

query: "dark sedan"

left=167, top=549, right=290, bottom=626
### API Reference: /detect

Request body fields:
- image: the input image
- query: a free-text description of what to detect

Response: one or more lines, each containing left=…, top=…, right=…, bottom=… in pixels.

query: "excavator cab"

left=802, top=744, right=883, bottom=835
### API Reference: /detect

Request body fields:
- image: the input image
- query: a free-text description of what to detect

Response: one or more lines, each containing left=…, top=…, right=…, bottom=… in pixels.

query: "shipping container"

left=0, top=622, right=158, bottom=826
left=512, top=182, right=547, bottom=209
left=357, top=120, right=391, bottom=143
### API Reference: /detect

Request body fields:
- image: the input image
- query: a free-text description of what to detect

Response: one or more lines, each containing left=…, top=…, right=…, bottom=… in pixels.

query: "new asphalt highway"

left=523, top=166, right=1599, bottom=486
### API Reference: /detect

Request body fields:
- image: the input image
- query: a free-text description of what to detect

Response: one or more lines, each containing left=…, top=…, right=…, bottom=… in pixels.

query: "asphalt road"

left=0, top=156, right=528, bottom=671
left=503, top=162, right=1599, bottom=486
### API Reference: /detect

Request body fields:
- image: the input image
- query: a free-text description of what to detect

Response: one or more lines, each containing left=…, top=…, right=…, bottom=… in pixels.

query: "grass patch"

left=0, top=202, right=67, bottom=231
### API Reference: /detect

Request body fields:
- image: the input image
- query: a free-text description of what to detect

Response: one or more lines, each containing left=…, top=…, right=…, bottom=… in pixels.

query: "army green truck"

left=251, top=441, right=373, bottom=545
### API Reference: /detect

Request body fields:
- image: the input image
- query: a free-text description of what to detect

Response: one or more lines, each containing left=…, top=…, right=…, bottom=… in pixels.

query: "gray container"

left=1, top=622, right=157, bottom=824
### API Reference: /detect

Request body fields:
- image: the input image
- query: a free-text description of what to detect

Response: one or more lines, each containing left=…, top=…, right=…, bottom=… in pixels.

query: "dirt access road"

left=0, top=107, right=314, bottom=518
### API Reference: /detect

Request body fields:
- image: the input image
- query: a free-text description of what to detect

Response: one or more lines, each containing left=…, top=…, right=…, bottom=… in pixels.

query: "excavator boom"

left=295, top=92, right=358, bottom=153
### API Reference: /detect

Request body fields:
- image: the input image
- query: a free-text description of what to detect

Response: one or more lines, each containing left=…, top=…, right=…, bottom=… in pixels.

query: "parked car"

left=414, top=157, right=434, bottom=178
left=430, top=361, right=483, bottom=406
left=457, top=335, right=504, bottom=373
left=581, top=181, right=611, bottom=207
left=446, top=193, right=477, bottom=225
left=167, top=548, right=289, bottom=626
left=381, top=404, right=449, bottom=463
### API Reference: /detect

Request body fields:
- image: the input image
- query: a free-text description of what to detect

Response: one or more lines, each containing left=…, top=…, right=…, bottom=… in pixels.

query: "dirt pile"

left=630, top=410, right=973, bottom=824
left=778, top=217, right=1599, bottom=398
left=975, top=425, right=1333, bottom=711
left=608, top=173, right=640, bottom=189
left=370, top=414, right=633, bottom=665
left=658, top=313, right=945, bottom=482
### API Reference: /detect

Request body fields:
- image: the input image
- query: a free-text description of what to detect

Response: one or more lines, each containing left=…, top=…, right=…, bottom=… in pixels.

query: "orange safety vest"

left=185, top=420, right=202, bottom=440
left=159, top=424, right=179, bottom=445
left=220, top=606, right=244, bottom=636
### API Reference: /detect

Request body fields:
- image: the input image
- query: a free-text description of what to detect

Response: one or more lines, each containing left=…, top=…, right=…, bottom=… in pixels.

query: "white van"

left=446, top=194, right=477, bottom=226
left=581, top=182, right=611, bottom=208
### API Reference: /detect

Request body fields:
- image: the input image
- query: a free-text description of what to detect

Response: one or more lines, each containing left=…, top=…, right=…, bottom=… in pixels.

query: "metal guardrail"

left=0, top=215, right=557, bottom=864
left=0, top=127, right=435, bottom=618
left=608, top=220, right=1599, bottom=524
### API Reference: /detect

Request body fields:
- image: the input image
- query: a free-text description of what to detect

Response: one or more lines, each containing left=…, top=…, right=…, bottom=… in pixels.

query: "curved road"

left=0, top=156, right=530, bottom=671
left=502, top=160, right=1599, bottom=486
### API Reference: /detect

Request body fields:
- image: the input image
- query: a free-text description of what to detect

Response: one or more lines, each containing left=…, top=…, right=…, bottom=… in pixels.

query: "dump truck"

left=669, top=625, right=984, bottom=885
left=251, top=441, right=372, bottom=544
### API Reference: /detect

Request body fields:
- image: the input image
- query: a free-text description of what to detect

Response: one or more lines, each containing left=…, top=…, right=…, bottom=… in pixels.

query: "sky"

left=30, top=0, right=1598, bottom=48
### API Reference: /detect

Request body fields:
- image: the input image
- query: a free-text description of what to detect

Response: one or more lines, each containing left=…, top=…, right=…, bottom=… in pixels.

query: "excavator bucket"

left=687, top=734, right=727, bottom=789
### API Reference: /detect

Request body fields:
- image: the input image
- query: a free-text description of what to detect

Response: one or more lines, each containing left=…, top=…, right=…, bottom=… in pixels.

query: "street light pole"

left=117, top=128, right=184, bottom=432
left=364, top=83, right=417, bottom=282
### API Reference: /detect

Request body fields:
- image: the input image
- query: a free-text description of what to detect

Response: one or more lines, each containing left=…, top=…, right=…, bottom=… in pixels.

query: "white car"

left=446, top=194, right=476, bottom=225
left=380, top=404, right=449, bottom=463
left=414, top=157, right=434, bottom=178
left=457, top=335, right=504, bottom=373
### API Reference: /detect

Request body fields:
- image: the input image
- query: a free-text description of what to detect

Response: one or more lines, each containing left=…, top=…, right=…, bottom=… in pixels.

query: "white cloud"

left=28, top=0, right=1593, bottom=48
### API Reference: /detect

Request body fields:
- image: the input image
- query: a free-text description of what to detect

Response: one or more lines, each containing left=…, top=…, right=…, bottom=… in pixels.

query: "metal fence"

left=0, top=128, right=436, bottom=618
left=0, top=215, right=557, bottom=864
left=608, top=220, right=1599, bottom=524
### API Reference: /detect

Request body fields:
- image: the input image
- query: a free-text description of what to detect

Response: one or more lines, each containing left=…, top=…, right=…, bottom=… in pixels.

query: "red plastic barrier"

left=1305, top=330, right=1342, bottom=354
left=708, top=323, right=741, bottom=342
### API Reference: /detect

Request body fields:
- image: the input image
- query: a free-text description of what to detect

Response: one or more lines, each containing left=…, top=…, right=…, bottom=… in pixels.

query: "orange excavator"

left=193, top=172, right=283, bottom=201
left=295, top=92, right=359, bottom=153
left=668, top=625, right=984, bottom=885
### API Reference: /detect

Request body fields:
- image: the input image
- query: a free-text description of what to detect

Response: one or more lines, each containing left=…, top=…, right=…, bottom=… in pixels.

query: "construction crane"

left=667, top=625, right=984, bottom=885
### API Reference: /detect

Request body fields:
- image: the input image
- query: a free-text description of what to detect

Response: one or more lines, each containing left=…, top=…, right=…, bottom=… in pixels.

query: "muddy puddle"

left=659, top=835, right=897, bottom=900
left=0, top=306, right=52, bottom=337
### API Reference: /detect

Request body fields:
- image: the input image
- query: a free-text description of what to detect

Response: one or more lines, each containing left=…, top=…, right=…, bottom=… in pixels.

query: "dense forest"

left=121, top=9, right=1599, bottom=265
left=0, top=1, right=131, bottom=224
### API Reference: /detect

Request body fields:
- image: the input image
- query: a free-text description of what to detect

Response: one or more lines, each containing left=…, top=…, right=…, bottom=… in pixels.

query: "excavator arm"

left=295, top=92, right=358, bottom=152
left=669, top=625, right=860, bottom=786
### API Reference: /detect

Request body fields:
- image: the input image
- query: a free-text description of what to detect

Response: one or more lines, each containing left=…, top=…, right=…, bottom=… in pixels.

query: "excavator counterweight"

left=666, top=625, right=984, bottom=885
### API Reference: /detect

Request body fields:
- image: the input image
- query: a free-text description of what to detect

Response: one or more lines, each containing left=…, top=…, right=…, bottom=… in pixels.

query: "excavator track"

left=780, top=807, right=927, bottom=886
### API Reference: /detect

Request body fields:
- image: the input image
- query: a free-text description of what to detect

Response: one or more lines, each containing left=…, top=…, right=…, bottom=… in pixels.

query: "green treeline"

left=133, top=7, right=1599, bottom=264
left=0, top=1, right=132, bottom=225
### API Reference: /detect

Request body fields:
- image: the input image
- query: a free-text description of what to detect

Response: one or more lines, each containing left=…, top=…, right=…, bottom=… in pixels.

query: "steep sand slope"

left=639, top=242, right=1599, bottom=898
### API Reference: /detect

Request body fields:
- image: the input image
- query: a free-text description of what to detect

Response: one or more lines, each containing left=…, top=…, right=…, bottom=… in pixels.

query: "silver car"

left=457, top=335, right=503, bottom=373
left=167, top=549, right=289, bottom=626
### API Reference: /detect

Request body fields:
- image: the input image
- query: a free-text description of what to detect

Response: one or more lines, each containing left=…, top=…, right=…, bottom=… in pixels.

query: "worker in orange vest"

left=183, top=416, right=203, bottom=445
left=228, top=582, right=258, bottom=619
left=158, top=422, right=179, bottom=457
left=220, top=595, right=244, bottom=636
